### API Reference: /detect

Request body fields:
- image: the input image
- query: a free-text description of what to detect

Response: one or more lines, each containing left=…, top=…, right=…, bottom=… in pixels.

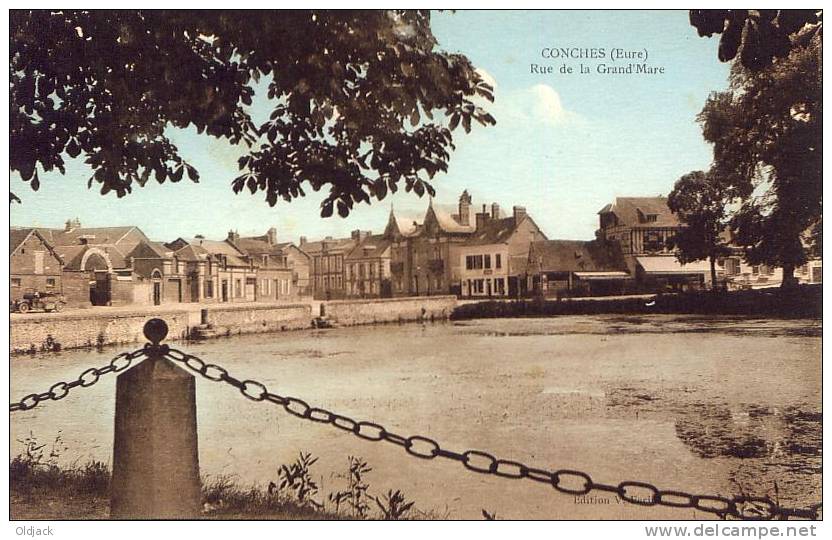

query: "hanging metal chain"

left=9, top=348, right=147, bottom=413
left=163, top=347, right=821, bottom=521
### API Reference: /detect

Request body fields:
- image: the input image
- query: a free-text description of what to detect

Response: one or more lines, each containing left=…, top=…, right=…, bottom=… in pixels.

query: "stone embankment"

left=10, top=296, right=458, bottom=354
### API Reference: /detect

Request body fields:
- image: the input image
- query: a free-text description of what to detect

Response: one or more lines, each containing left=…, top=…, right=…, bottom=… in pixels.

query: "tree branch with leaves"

left=10, top=10, right=495, bottom=216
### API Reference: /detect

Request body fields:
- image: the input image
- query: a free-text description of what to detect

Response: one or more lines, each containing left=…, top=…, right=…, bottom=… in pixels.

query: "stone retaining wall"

left=323, top=295, right=457, bottom=326
left=10, top=296, right=458, bottom=354
left=10, top=303, right=311, bottom=354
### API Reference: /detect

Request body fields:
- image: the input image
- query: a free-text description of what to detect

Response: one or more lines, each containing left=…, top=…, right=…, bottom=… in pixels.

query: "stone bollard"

left=110, top=318, right=201, bottom=519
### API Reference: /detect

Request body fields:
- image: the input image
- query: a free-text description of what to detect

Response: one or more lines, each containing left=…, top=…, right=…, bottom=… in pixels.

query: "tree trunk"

left=781, top=263, right=798, bottom=288
left=709, top=256, right=718, bottom=292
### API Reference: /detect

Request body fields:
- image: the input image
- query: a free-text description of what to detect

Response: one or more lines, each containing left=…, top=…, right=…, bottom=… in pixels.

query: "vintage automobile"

left=12, top=292, right=66, bottom=313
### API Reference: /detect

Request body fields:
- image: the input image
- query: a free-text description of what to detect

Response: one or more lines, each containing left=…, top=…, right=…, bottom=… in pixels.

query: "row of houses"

left=301, top=190, right=822, bottom=300
left=10, top=222, right=312, bottom=308
left=10, top=191, right=822, bottom=307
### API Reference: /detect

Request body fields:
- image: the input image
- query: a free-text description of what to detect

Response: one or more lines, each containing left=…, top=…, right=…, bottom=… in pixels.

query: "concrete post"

left=110, top=319, right=201, bottom=519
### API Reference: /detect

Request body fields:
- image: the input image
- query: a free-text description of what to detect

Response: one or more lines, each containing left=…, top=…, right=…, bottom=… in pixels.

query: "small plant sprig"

left=276, top=452, right=322, bottom=510
left=328, top=455, right=373, bottom=518
left=374, top=489, right=415, bottom=520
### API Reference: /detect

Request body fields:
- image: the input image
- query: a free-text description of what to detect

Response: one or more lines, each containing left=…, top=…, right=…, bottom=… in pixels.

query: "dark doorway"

left=221, top=280, right=229, bottom=302
left=153, top=282, right=161, bottom=306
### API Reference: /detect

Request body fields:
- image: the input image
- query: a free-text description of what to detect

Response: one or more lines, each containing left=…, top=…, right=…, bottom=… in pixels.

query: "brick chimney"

left=227, top=230, right=240, bottom=243
left=351, top=230, right=370, bottom=241
left=513, top=206, right=527, bottom=223
left=299, top=236, right=307, bottom=246
left=458, top=190, right=472, bottom=226
left=266, top=227, right=277, bottom=245
left=475, top=204, right=489, bottom=230
left=491, top=203, right=500, bottom=219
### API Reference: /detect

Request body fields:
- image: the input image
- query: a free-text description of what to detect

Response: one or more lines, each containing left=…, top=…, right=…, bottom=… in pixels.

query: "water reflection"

left=674, top=404, right=821, bottom=464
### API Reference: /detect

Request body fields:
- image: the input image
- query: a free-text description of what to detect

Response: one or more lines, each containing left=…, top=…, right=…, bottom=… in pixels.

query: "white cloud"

left=495, top=83, right=579, bottom=127
left=529, top=84, right=568, bottom=124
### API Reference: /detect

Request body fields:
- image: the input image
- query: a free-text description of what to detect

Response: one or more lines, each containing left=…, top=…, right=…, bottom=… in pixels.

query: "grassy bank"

left=451, top=285, right=822, bottom=320
left=10, top=435, right=442, bottom=520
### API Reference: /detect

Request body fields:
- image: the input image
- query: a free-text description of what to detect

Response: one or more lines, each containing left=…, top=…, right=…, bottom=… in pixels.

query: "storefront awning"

left=636, top=256, right=710, bottom=275
left=573, top=271, right=631, bottom=280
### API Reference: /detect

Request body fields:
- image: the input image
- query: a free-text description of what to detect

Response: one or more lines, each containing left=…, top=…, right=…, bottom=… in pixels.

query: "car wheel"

left=18, top=302, right=29, bottom=313
left=55, top=302, right=64, bottom=312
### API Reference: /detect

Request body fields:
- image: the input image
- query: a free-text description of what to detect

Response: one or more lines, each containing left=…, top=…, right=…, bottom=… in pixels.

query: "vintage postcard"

left=6, top=6, right=822, bottom=534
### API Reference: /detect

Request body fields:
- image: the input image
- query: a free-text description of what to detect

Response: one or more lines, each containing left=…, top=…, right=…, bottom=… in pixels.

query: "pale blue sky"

left=10, top=10, right=729, bottom=243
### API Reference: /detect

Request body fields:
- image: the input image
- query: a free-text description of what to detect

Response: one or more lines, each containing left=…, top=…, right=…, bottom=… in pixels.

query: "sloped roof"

left=38, top=226, right=140, bottom=246
left=52, top=244, right=126, bottom=271
left=385, top=210, right=421, bottom=238
left=530, top=240, right=628, bottom=273
left=10, top=228, right=34, bottom=254
left=235, top=237, right=279, bottom=257
left=274, top=242, right=311, bottom=260
left=346, top=235, right=392, bottom=260
left=182, top=237, right=248, bottom=266
left=427, top=203, right=475, bottom=234
left=11, top=228, right=66, bottom=263
left=393, top=216, right=419, bottom=236
left=299, top=237, right=356, bottom=256
left=52, top=245, right=88, bottom=270
left=465, top=217, right=521, bottom=245
left=128, top=241, right=172, bottom=259
left=598, top=197, right=679, bottom=228
left=174, top=244, right=209, bottom=262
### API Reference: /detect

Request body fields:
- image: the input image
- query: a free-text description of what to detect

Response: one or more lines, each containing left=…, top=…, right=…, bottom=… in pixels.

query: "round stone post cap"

left=143, top=318, right=169, bottom=345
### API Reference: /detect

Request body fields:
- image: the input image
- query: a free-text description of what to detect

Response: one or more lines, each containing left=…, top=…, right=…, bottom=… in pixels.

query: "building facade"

left=37, top=220, right=152, bottom=306
left=458, top=205, right=546, bottom=298
left=719, top=254, right=823, bottom=289
left=300, top=232, right=366, bottom=300
left=527, top=239, right=631, bottom=297
left=234, top=229, right=302, bottom=302
left=167, top=236, right=257, bottom=303
left=597, top=197, right=710, bottom=290
left=345, top=235, right=392, bottom=298
left=391, top=191, right=546, bottom=297
left=10, top=228, right=64, bottom=302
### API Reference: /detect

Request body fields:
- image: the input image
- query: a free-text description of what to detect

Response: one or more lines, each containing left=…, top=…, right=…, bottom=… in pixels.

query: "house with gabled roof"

left=457, top=203, right=547, bottom=297
left=299, top=233, right=362, bottom=299
left=128, top=239, right=202, bottom=305
left=36, top=219, right=149, bottom=274
left=597, top=196, right=711, bottom=290
left=390, top=190, right=547, bottom=297
left=10, top=228, right=65, bottom=302
left=231, top=229, right=309, bottom=301
left=166, top=234, right=257, bottom=303
left=24, top=219, right=154, bottom=306
left=345, top=234, right=393, bottom=298
left=527, top=239, right=631, bottom=297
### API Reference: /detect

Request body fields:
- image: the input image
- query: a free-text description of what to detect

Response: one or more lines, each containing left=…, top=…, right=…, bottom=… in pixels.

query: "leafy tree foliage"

left=668, top=171, right=731, bottom=289
left=695, top=14, right=821, bottom=287
left=689, top=9, right=821, bottom=70
left=10, top=10, right=495, bottom=216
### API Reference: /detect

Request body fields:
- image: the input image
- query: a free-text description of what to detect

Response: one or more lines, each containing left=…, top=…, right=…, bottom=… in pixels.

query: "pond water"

left=10, top=315, right=821, bottom=519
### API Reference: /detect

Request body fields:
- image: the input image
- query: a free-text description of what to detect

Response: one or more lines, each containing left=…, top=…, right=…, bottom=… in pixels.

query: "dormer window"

left=645, top=214, right=658, bottom=223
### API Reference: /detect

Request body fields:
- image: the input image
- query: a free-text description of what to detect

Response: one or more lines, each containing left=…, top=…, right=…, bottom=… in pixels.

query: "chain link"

left=10, top=343, right=820, bottom=521
left=162, top=347, right=822, bottom=521
left=9, top=348, right=147, bottom=412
